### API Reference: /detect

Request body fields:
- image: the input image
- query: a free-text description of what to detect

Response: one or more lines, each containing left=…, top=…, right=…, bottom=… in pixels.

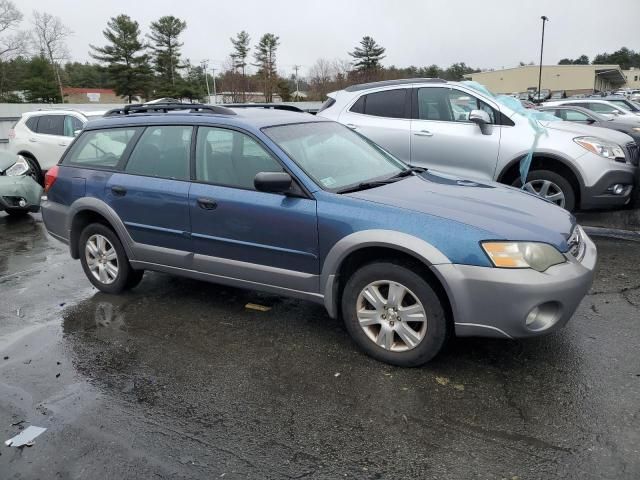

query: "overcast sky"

left=15, top=0, right=640, bottom=77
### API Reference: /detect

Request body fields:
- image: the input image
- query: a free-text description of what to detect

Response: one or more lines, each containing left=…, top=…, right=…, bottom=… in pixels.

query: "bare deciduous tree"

left=32, top=11, right=71, bottom=102
left=0, top=0, right=26, bottom=58
left=309, top=58, right=335, bottom=99
left=332, top=58, right=352, bottom=88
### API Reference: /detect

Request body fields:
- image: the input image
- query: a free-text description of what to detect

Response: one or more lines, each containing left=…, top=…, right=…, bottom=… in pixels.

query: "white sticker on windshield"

left=321, top=177, right=337, bottom=187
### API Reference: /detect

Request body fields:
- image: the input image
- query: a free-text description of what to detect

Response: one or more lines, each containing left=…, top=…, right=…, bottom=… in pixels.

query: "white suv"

left=8, top=110, right=105, bottom=184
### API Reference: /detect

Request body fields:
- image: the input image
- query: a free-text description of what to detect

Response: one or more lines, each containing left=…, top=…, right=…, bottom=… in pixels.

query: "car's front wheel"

left=341, top=261, right=448, bottom=367
left=512, top=169, right=576, bottom=212
left=79, top=223, right=142, bottom=294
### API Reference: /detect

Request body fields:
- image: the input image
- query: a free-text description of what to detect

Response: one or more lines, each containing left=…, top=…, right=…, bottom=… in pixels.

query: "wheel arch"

left=496, top=153, right=584, bottom=208
left=68, top=198, right=134, bottom=260
left=320, top=230, right=452, bottom=320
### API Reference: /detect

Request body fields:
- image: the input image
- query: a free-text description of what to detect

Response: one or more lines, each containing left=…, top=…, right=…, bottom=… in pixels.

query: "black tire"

left=5, top=209, right=30, bottom=217
left=341, top=261, right=448, bottom=367
left=21, top=155, right=43, bottom=186
left=512, top=169, right=576, bottom=212
left=79, top=223, right=136, bottom=294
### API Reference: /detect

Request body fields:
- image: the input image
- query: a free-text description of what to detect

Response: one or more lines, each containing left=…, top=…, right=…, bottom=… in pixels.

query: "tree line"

left=0, top=0, right=638, bottom=104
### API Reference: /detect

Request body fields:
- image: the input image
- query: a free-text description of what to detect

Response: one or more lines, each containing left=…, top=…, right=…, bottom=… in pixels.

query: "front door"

left=189, top=126, right=319, bottom=292
left=410, top=86, right=501, bottom=181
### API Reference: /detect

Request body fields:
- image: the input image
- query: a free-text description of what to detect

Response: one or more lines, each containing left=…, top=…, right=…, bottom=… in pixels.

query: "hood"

left=540, top=120, right=634, bottom=144
left=347, top=171, right=575, bottom=251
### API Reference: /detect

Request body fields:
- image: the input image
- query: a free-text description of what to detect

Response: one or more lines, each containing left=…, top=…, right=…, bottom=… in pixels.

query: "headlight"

left=574, top=136, right=625, bottom=159
left=481, top=241, right=566, bottom=272
left=4, top=155, right=30, bottom=176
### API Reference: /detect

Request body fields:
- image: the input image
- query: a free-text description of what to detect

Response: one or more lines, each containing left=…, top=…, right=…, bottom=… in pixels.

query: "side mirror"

left=585, top=118, right=596, bottom=124
left=73, top=129, right=82, bottom=137
left=254, top=172, right=293, bottom=194
left=469, top=109, right=492, bottom=135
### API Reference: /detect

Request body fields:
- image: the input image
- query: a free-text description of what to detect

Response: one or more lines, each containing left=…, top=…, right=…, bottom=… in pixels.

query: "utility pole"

left=201, top=60, right=211, bottom=103
left=537, top=15, right=549, bottom=103
left=293, top=65, right=301, bottom=100
left=212, top=66, right=217, bottom=104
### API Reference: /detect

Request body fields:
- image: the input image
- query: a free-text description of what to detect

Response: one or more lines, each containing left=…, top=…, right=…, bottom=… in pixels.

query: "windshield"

left=263, top=122, right=406, bottom=191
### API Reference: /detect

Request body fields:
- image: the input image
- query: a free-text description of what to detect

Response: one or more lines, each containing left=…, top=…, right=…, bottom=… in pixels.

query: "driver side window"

left=417, top=88, right=497, bottom=123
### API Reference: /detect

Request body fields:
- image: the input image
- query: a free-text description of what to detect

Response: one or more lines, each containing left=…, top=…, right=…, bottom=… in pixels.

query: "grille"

left=567, top=226, right=585, bottom=260
left=626, top=142, right=639, bottom=166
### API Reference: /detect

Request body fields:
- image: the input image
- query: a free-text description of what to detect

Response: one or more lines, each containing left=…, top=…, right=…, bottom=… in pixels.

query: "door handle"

left=413, top=130, right=433, bottom=137
left=29, top=138, right=37, bottom=142
left=346, top=123, right=358, bottom=130
left=110, top=185, right=127, bottom=196
left=197, top=197, right=217, bottom=210
left=59, top=142, right=69, bottom=147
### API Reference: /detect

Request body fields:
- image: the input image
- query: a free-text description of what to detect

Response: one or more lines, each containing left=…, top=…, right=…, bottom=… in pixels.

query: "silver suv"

left=318, top=79, right=638, bottom=211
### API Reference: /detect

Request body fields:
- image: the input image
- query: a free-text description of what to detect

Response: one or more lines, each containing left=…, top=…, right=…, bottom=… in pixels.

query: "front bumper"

left=431, top=230, right=597, bottom=339
left=581, top=167, right=636, bottom=209
left=0, top=175, right=43, bottom=212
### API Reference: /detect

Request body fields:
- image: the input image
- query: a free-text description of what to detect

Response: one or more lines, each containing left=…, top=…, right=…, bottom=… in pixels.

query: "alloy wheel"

left=523, top=179, right=566, bottom=207
left=85, top=234, right=119, bottom=284
left=356, top=280, right=427, bottom=352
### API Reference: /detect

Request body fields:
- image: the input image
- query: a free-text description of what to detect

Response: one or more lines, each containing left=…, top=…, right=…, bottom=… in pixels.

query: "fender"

left=320, top=229, right=451, bottom=318
left=68, top=197, right=136, bottom=260
left=497, top=151, right=586, bottom=194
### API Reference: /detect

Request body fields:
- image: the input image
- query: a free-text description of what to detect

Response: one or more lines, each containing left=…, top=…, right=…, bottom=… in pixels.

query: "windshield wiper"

left=337, top=167, right=427, bottom=194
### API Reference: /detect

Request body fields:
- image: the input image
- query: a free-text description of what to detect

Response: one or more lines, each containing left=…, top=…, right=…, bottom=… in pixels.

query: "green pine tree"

left=231, top=30, right=250, bottom=102
left=349, top=36, right=386, bottom=81
left=253, top=33, right=279, bottom=102
left=90, top=15, right=152, bottom=103
left=147, top=15, right=187, bottom=96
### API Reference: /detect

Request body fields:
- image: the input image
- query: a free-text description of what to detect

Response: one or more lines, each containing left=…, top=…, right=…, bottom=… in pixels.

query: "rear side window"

left=25, top=116, right=39, bottom=132
left=64, top=128, right=141, bottom=168
left=350, top=90, right=408, bottom=119
left=36, top=115, right=64, bottom=135
left=125, top=126, right=192, bottom=180
left=195, top=127, right=283, bottom=190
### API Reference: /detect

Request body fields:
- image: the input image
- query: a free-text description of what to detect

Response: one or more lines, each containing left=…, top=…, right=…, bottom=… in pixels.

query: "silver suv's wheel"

left=342, top=261, right=448, bottom=367
left=356, top=280, right=427, bottom=352
left=85, top=234, right=119, bottom=284
left=522, top=179, right=565, bottom=208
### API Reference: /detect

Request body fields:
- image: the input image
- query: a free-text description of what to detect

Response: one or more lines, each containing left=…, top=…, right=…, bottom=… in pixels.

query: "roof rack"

left=104, top=102, right=236, bottom=117
left=223, top=103, right=306, bottom=113
left=345, top=78, right=446, bottom=92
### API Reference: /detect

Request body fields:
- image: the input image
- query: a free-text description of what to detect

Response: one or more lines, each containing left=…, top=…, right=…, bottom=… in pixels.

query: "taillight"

left=44, top=165, right=59, bottom=193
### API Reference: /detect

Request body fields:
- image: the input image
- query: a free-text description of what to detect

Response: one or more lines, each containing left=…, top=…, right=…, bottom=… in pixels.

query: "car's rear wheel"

left=341, top=261, right=448, bottom=367
left=79, top=223, right=141, bottom=294
left=512, top=169, right=576, bottom=212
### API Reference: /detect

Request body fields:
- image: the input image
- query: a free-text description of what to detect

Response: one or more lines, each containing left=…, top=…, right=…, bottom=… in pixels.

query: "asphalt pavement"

left=0, top=213, right=639, bottom=479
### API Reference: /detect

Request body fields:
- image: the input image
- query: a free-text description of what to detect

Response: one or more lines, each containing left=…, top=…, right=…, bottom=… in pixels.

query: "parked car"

left=550, top=90, right=566, bottom=99
left=8, top=109, right=106, bottom=184
left=40, top=102, right=597, bottom=367
left=543, top=99, right=640, bottom=123
left=0, top=152, right=43, bottom=216
left=318, top=78, right=637, bottom=211
left=596, top=96, right=640, bottom=115
left=537, top=105, right=640, bottom=156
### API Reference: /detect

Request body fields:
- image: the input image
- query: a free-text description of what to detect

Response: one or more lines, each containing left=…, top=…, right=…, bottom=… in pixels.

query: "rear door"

left=338, top=88, right=412, bottom=162
left=106, top=125, right=194, bottom=267
left=189, top=126, right=318, bottom=290
left=31, top=114, right=68, bottom=170
left=410, top=86, right=501, bottom=180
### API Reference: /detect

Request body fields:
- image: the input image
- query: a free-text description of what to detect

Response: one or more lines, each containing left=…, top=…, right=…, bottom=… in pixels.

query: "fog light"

left=18, top=198, right=27, bottom=207
left=524, top=302, right=562, bottom=331
left=610, top=184, right=625, bottom=195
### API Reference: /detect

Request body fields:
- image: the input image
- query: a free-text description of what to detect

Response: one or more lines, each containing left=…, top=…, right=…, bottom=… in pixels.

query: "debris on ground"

left=245, top=303, right=271, bottom=312
left=334, top=372, right=341, bottom=377
left=5, top=426, right=47, bottom=447
left=435, top=376, right=450, bottom=386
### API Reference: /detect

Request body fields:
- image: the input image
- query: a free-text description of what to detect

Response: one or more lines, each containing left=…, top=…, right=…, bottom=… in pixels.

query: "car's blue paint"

left=53, top=109, right=576, bottom=273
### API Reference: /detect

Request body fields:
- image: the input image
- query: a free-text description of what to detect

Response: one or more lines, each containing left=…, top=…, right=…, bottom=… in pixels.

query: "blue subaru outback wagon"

left=41, top=103, right=597, bottom=366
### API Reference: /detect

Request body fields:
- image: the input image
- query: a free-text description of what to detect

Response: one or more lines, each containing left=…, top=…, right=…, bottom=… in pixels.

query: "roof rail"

left=344, top=78, right=446, bottom=92
left=104, top=102, right=236, bottom=117
left=223, top=103, right=306, bottom=113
